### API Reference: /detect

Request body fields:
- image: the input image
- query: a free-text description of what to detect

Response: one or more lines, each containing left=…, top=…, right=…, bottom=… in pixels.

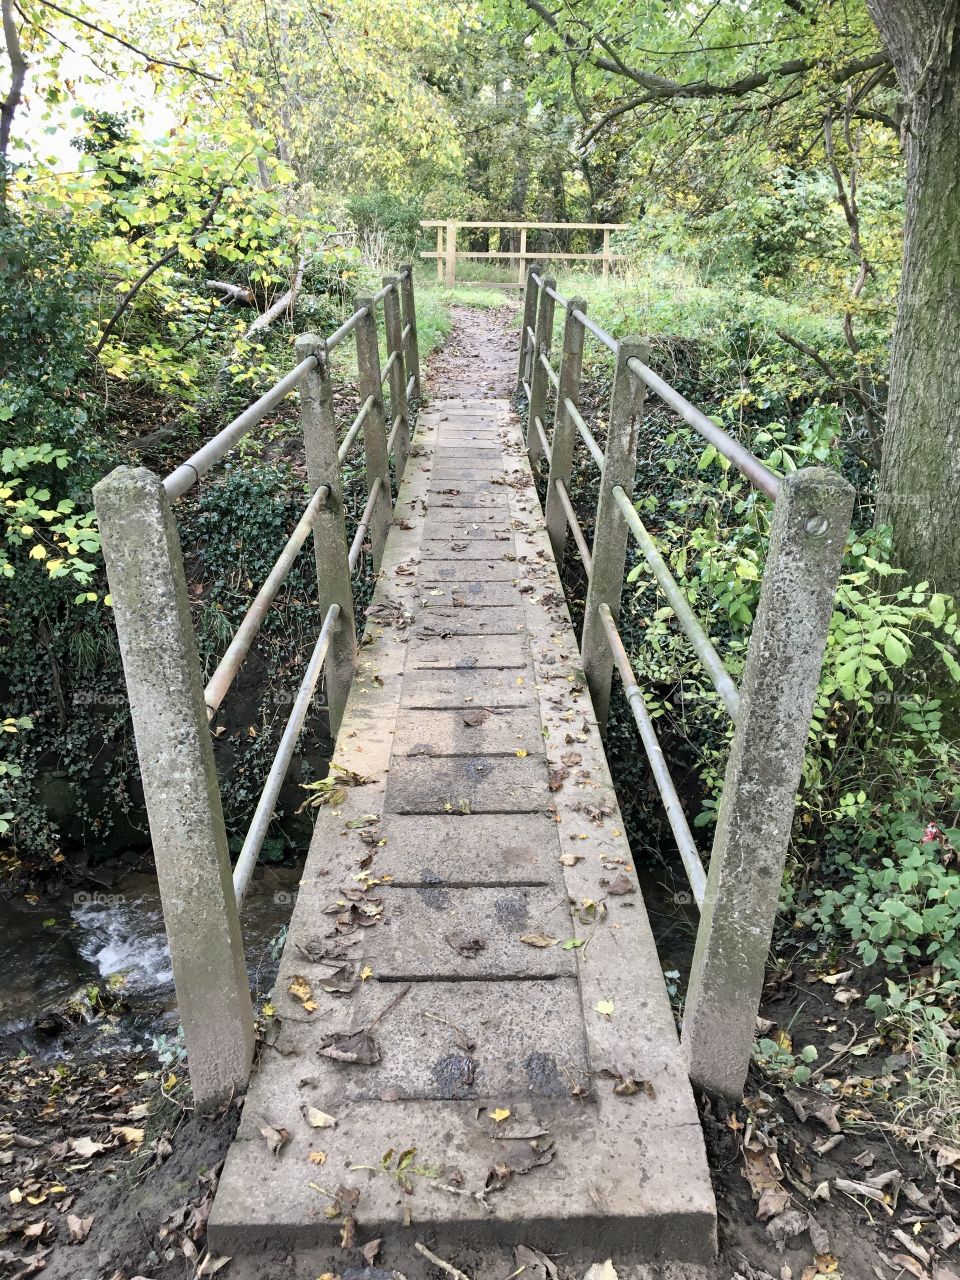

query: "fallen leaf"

left=288, top=975, right=317, bottom=1012
left=765, top=1208, right=808, bottom=1251
left=111, top=1126, right=144, bottom=1147
left=595, top=999, right=614, bottom=1018
left=66, top=1214, right=94, bottom=1244
left=446, top=932, right=485, bottom=957
left=583, top=1265, right=619, bottom=1280
left=462, top=709, right=489, bottom=727
left=361, top=1238, right=382, bottom=1265
left=559, top=853, right=583, bottom=867
left=489, top=1108, right=511, bottom=1123
left=318, top=1028, right=381, bottom=1066
left=757, top=1187, right=791, bottom=1220
left=308, top=1151, right=327, bottom=1165
left=304, top=1107, right=337, bottom=1130
left=259, top=1122, right=290, bottom=1156
left=520, top=932, right=559, bottom=948
left=69, top=1136, right=106, bottom=1159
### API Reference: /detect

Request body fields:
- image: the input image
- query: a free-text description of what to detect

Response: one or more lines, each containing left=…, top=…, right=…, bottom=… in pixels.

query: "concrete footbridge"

left=94, top=252, right=853, bottom=1268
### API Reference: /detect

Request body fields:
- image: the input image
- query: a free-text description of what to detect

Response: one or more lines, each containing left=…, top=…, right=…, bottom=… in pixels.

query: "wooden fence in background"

left=421, top=219, right=628, bottom=288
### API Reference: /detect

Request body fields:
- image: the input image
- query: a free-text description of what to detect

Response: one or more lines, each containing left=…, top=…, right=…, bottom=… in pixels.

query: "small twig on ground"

left=415, top=1240, right=473, bottom=1280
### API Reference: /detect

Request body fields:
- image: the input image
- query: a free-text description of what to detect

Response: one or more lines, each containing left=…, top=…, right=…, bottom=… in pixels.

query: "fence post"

left=516, top=265, right=538, bottom=398
left=682, top=467, right=854, bottom=1100
left=580, top=339, right=648, bottom=729
left=526, top=275, right=556, bottom=471
left=602, top=228, right=612, bottom=283
left=398, top=264, right=421, bottom=399
left=435, top=226, right=443, bottom=285
left=353, top=293, right=393, bottom=571
left=295, top=336, right=357, bottom=736
left=518, top=227, right=527, bottom=287
left=381, top=276, right=410, bottom=484
left=92, top=466, right=255, bottom=1109
left=444, top=220, right=457, bottom=287
left=545, top=298, right=587, bottom=565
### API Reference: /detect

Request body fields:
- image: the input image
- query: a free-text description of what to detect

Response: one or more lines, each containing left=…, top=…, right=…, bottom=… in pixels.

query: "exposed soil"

left=2, top=304, right=958, bottom=1280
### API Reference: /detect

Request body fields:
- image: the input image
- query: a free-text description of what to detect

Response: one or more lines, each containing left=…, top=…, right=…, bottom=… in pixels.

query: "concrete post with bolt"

left=681, top=466, right=854, bottom=1099
left=581, top=339, right=649, bottom=730
left=295, top=335, right=357, bottom=736
left=526, top=276, right=556, bottom=471
left=381, top=275, right=410, bottom=483
left=517, top=265, right=539, bottom=397
left=353, top=293, right=393, bottom=570
left=398, top=264, right=421, bottom=399
left=545, top=297, right=587, bottom=565
left=93, top=466, right=255, bottom=1109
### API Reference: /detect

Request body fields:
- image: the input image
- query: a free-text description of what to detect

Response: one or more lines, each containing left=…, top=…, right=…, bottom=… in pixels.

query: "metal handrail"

left=554, top=479, right=593, bottom=574
left=598, top=603, right=706, bottom=909
left=521, top=379, right=532, bottom=401
left=525, top=273, right=778, bottom=499
left=204, top=483, right=331, bottom=719
left=539, top=349, right=560, bottom=391
left=164, top=357, right=317, bottom=500
left=338, top=397, right=374, bottom=463
left=564, top=397, right=603, bottom=468
left=533, top=415, right=551, bottom=465
left=233, top=601, right=341, bottom=904
left=325, top=305, right=370, bottom=353
left=386, top=414, right=403, bottom=456
left=610, top=486, right=740, bottom=722
left=625, top=357, right=778, bottom=500
left=381, top=349, right=400, bottom=385
left=348, top=476, right=383, bottom=571
left=406, top=373, right=416, bottom=399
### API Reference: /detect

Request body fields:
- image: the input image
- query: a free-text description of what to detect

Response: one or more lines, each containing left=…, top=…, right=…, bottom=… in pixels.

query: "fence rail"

left=421, top=219, right=630, bottom=288
left=519, top=266, right=854, bottom=1098
left=93, top=265, right=422, bottom=1108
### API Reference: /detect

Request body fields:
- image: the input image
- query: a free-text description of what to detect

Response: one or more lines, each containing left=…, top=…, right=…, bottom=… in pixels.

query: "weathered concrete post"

left=353, top=293, right=393, bottom=572
left=526, top=276, right=556, bottom=471
left=544, top=298, right=587, bottom=565
left=398, top=264, right=421, bottom=399
left=682, top=467, right=854, bottom=1100
left=93, top=467, right=255, bottom=1108
left=580, top=339, right=648, bottom=729
left=381, top=275, right=410, bottom=484
left=516, top=265, right=538, bottom=398
left=444, top=220, right=457, bottom=288
left=295, top=336, right=357, bottom=736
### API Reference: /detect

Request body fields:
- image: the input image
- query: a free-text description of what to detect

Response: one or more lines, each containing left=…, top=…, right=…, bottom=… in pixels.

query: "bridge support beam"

left=526, top=276, right=556, bottom=472
left=93, top=466, right=255, bottom=1109
left=682, top=467, right=854, bottom=1100
left=581, top=339, right=648, bottom=729
left=296, top=336, right=357, bottom=737
left=545, top=296, right=587, bottom=565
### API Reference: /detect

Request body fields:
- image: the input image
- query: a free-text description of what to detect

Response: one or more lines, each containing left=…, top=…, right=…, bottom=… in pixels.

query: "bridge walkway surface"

left=208, top=313, right=717, bottom=1265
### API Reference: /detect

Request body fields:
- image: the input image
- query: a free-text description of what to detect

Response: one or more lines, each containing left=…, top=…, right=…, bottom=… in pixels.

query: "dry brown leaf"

left=66, top=1214, right=94, bottom=1244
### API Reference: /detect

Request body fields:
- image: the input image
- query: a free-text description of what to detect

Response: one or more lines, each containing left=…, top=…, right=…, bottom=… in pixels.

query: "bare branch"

left=33, top=0, right=223, bottom=82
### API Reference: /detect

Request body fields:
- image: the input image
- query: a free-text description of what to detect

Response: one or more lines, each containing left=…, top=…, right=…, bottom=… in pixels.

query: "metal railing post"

left=526, top=275, right=556, bottom=471
left=682, top=467, right=854, bottom=1100
left=517, top=265, right=538, bottom=398
left=92, top=466, right=255, bottom=1109
left=295, top=335, right=357, bottom=735
left=381, top=276, right=410, bottom=484
left=398, top=264, right=421, bottom=399
left=353, top=293, right=393, bottom=571
left=580, top=339, right=649, bottom=730
left=444, top=220, right=457, bottom=287
left=544, top=297, right=587, bottom=565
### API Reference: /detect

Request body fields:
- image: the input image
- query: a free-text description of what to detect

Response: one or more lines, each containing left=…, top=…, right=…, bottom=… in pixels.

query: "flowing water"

left=0, top=861, right=304, bottom=1059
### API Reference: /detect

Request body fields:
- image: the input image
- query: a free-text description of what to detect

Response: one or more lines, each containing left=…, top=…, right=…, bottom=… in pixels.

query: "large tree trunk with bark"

left=867, top=0, right=960, bottom=599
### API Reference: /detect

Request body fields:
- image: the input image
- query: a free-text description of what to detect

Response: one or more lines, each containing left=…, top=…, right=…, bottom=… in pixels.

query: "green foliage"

left=347, top=193, right=422, bottom=252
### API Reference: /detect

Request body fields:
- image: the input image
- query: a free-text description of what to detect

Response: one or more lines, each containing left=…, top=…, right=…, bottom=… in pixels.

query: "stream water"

left=0, top=862, right=304, bottom=1060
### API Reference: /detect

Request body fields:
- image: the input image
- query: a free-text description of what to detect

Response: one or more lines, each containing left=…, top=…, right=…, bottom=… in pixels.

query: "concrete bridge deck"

left=208, top=389, right=716, bottom=1262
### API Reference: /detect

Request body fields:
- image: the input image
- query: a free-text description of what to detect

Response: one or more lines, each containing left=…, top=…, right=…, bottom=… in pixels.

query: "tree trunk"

left=867, top=0, right=960, bottom=599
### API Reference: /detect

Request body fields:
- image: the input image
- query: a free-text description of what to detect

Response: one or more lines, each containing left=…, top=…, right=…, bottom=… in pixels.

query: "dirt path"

left=425, top=302, right=520, bottom=401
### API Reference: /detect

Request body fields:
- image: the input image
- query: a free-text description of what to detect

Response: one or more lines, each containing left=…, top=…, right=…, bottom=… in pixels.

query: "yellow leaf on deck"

left=489, top=1108, right=511, bottom=1123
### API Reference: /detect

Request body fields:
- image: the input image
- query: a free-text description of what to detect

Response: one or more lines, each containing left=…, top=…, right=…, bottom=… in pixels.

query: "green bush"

left=347, top=192, right=422, bottom=252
